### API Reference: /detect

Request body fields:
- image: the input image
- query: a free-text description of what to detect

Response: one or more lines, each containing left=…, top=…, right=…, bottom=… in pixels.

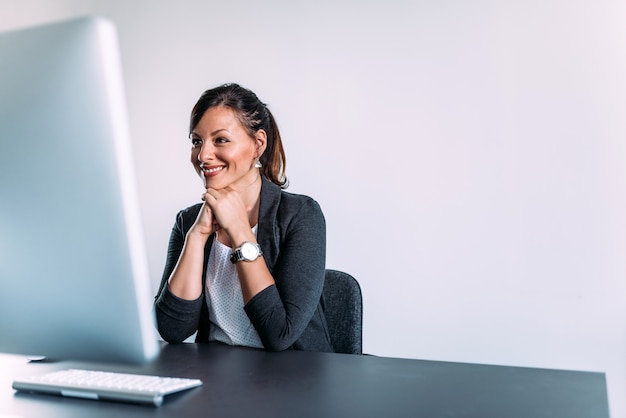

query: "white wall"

left=2, top=0, right=625, bottom=415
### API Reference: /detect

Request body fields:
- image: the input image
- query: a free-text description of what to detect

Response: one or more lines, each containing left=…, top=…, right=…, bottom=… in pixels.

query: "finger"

left=198, top=203, right=213, bottom=224
left=203, top=190, right=220, bottom=208
left=205, top=188, right=220, bottom=201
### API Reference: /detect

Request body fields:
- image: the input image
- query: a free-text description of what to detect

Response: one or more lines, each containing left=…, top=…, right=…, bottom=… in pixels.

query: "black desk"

left=1, top=343, right=609, bottom=418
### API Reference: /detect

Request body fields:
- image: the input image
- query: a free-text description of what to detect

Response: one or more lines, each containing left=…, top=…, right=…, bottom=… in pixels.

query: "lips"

left=202, top=165, right=225, bottom=177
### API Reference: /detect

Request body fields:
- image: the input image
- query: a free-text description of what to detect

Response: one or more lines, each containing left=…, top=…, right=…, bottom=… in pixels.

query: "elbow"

left=153, top=289, right=202, bottom=344
left=154, top=308, right=197, bottom=344
left=157, top=325, right=197, bottom=344
left=157, top=327, right=190, bottom=344
left=262, top=338, right=293, bottom=352
left=258, top=326, right=299, bottom=352
left=156, top=322, right=189, bottom=344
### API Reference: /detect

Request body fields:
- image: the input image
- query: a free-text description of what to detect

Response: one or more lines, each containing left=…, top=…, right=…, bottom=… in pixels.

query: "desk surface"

left=1, top=343, right=609, bottom=418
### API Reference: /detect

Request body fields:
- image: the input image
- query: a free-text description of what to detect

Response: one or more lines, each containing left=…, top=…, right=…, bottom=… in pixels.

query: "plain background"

left=2, top=0, right=624, bottom=415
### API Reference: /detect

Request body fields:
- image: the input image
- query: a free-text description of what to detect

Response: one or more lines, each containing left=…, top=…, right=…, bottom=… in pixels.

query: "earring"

left=255, top=159, right=262, bottom=168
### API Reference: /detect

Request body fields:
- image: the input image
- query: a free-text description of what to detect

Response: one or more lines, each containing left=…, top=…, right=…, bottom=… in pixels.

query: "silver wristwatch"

left=230, top=242, right=263, bottom=264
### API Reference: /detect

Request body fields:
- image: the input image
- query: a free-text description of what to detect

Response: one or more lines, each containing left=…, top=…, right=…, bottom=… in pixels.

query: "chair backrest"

left=322, top=269, right=363, bottom=354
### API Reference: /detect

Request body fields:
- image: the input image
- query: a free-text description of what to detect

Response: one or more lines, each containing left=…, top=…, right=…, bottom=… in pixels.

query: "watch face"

left=241, top=242, right=259, bottom=260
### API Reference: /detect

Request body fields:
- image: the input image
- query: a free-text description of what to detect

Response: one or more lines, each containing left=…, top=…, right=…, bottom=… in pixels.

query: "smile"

left=202, top=166, right=225, bottom=177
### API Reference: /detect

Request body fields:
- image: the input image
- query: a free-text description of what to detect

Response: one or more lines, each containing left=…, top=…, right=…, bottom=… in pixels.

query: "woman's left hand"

left=203, top=187, right=252, bottom=245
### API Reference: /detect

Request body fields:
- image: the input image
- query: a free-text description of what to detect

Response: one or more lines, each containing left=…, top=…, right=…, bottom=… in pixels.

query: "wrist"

left=228, top=232, right=256, bottom=250
left=222, top=224, right=255, bottom=249
left=186, top=227, right=212, bottom=242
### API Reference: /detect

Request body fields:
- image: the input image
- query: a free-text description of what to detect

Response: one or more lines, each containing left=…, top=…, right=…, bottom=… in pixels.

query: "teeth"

left=205, top=167, right=223, bottom=173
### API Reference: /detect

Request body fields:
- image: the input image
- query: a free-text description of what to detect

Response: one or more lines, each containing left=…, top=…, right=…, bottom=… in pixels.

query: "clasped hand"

left=191, top=187, right=252, bottom=246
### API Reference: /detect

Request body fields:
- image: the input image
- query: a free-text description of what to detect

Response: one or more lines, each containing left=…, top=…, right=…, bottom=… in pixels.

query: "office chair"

left=322, top=269, right=363, bottom=354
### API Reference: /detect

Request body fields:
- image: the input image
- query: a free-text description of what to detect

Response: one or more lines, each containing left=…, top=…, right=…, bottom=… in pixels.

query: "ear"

left=254, top=129, right=268, bottom=158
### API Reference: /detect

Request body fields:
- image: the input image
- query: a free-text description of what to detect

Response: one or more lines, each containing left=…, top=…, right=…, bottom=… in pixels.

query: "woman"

left=154, top=83, right=333, bottom=352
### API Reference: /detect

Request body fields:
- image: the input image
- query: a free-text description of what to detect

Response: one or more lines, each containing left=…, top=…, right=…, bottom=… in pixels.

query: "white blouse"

left=205, top=227, right=264, bottom=348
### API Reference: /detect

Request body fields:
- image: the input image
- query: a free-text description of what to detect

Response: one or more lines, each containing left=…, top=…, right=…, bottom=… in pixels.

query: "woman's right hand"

left=167, top=190, right=216, bottom=300
left=189, top=190, right=219, bottom=237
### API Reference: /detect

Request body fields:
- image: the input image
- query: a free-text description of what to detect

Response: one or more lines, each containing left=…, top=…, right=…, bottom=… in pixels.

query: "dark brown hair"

left=190, top=83, right=288, bottom=188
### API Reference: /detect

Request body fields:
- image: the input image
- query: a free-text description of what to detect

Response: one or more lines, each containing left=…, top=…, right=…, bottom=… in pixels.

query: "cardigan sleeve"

left=154, top=207, right=205, bottom=343
left=244, top=197, right=327, bottom=351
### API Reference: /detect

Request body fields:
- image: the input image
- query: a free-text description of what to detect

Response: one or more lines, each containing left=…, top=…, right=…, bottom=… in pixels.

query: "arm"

left=203, top=187, right=275, bottom=304
left=154, top=206, right=207, bottom=343
left=244, top=198, right=326, bottom=351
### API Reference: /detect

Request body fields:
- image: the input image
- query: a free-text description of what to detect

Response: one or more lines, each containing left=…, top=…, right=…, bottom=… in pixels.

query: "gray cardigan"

left=154, top=177, right=333, bottom=352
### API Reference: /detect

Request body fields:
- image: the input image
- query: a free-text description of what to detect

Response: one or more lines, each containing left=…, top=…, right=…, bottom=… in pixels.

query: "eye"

left=190, top=136, right=203, bottom=147
left=214, top=137, right=229, bottom=144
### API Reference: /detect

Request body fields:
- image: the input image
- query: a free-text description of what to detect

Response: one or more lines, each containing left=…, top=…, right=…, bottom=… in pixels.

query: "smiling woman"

left=154, top=83, right=333, bottom=352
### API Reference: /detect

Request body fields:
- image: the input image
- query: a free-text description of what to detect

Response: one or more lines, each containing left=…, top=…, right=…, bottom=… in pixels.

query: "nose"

left=197, top=141, right=214, bottom=164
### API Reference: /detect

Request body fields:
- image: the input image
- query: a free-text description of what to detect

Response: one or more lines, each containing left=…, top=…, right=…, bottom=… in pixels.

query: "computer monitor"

left=0, top=16, right=159, bottom=363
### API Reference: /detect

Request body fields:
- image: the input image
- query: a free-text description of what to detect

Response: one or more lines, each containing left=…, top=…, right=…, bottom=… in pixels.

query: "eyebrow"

left=190, top=128, right=230, bottom=138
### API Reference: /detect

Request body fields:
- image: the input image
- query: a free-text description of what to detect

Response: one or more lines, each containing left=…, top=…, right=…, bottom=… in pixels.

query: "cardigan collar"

left=257, top=176, right=282, bottom=267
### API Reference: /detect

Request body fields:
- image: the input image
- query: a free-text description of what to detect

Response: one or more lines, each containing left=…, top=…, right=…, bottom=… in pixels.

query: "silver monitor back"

left=0, top=16, right=159, bottom=363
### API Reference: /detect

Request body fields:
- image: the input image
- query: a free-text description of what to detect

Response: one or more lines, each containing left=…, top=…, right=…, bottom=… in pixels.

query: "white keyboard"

left=12, top=368, right=203, bottom=407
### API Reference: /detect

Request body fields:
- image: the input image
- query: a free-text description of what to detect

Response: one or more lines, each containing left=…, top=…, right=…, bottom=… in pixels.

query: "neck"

left=235, top=173, right=262, bottom=226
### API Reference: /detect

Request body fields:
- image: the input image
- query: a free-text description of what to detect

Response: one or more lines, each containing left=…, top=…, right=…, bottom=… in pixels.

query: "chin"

left=204, top=179, right=228, bottom=190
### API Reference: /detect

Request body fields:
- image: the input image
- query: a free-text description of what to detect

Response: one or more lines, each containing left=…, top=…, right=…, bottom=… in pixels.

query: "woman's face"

left=190, top=106, right=265, bottom=190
